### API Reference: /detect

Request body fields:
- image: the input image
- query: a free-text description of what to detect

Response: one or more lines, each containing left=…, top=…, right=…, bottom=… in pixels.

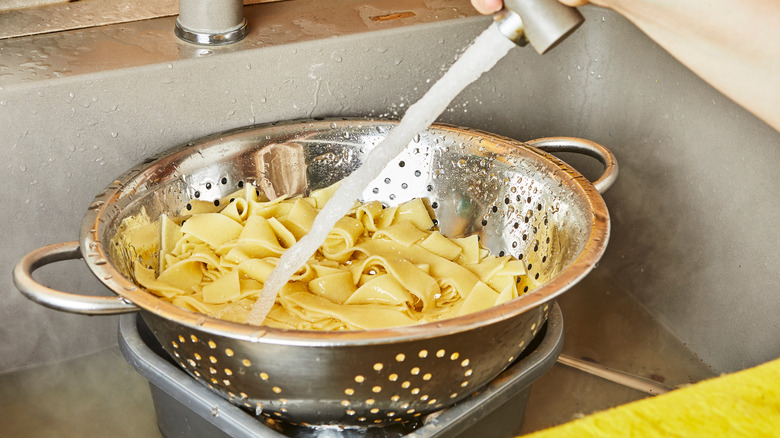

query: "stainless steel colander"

left=14, top=118, right=616, bottom=428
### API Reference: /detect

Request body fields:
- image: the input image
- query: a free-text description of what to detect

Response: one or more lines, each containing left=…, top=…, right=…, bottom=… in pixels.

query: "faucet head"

left=495, top=0, right=584, bottom=54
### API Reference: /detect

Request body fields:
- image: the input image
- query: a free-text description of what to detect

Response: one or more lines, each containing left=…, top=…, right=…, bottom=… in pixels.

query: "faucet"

left=173, top=0, right=581, bottom=50
left=175, top=0, right=248, bottom=45
left=495, top=0, right=584, bottom=54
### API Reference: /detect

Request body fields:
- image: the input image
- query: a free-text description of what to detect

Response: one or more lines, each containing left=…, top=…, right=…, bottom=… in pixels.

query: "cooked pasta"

left=123, top=183, right=538, bottom=330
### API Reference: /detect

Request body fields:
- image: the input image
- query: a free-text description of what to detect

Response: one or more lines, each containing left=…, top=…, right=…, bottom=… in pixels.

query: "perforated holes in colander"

left=184, top=178, right=252, bottom=213
left=365, top=142, right=434, bottom=207
left=480, top=175, right=562, bottom=287
left=336, top=347, right=474, bottom=425
left=167, top=332, right=289, bottom=415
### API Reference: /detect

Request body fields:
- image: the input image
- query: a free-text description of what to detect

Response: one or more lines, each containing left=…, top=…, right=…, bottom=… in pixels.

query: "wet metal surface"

left=0, top=0, right=479, bottom=84
left=0, top=0, right=281, bottom=40
left=0, top=273, right=715, bottom=436
left=2, top=0, right=778, bottom=414
left=0, top=347, right=161, bottom=438
left=521, top=270, right=716, bottom=433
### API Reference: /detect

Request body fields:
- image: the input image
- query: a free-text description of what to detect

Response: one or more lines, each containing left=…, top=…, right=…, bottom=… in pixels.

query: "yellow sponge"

left=522, top=357, right=780, bottom=437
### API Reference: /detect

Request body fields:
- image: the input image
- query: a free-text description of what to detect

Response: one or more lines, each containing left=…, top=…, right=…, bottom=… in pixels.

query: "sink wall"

left=2, top=0, right=778, bottom=374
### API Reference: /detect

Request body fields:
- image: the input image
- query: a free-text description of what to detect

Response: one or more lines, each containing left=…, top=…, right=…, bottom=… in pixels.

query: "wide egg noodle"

left=237, top=215, right=286, bottom=258
left=354, top=200, right=384, bottom=232
left=321, top=216, right=364, bottom=262
left=122, top=182, right=535, bottom=330
left=280, top=290, right=417, bottom=330
left=348, top=255, right=439, bottom=311
left=308, top=270, right=356, bottom=304
left=134, top=261, right=188, bottom=298
left=179, top=213, right=243, bottom=248
left=202, top=269, right=240, bottom=304
left=455, top=281, right=500, bottom=316
left=220, top=196, right=249, bottom=223
left=419, top=231, right=463, bottom=260
left=393, top=197, right=435, bottom=231
left=266, top=217, right=297, bottom=249
left=373, top=221, right=428, bottom=247
left=345, top=274, right=413, bottom=306
left=159, top=214, right=183, bottom=271
left=309, top=181, right=341, bottom=208
left=156, top=259, right=203, bottom=292
left=354, top=239, right=481, bottom=302
left=282, top=198, right=319, bottom=240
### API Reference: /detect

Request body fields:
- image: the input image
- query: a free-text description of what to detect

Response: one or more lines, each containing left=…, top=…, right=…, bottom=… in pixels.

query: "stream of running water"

left=247, top=23, right=516, bottom=326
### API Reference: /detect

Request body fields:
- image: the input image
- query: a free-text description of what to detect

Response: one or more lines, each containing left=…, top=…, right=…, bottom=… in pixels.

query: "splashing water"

left=246, top=23, right=516, bottom=326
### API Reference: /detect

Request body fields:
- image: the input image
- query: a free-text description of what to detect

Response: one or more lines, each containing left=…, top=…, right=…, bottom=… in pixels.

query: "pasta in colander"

left=126, top=183, right=538, bottom=330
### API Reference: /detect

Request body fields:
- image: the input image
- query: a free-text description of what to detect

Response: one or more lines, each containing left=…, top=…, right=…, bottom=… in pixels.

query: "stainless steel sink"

left=1, top=0, right=779, bottom=435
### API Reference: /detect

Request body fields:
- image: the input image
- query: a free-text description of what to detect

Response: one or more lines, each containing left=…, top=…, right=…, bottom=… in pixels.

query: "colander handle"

left=526, top=137, right=618, bottom=194
left=13, top=241, right=140, bottom=315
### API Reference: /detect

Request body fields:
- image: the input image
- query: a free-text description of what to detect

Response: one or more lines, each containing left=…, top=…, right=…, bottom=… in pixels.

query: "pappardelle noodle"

left=117, top=183, right=538, bottom=330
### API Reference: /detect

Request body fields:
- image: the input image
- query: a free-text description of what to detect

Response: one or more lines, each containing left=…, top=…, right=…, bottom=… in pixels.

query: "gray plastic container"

left=118, top=304, right=563, bottom=438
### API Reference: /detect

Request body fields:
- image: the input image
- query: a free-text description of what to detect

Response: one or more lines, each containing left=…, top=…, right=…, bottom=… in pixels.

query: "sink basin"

left=2, top=0, right=779, bottom=435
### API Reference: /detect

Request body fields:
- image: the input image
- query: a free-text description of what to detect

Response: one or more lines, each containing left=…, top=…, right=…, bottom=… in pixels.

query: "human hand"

left=471, top=0, right=592, bottom=15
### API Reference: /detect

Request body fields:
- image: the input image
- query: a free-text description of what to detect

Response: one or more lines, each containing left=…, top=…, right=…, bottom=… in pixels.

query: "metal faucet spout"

left=495, top=0, right=584, bottom=54
left=175, top=0, right=248, bottom=45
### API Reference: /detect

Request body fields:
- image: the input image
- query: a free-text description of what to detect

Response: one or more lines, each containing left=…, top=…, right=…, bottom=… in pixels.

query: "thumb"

left=471, top=0, right=503, bottom=15
left=558, top=0, right=590, bottom=6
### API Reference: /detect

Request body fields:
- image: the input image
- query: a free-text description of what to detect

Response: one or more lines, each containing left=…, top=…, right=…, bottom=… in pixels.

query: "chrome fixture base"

left=174, top=19, right=248, bottom=46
